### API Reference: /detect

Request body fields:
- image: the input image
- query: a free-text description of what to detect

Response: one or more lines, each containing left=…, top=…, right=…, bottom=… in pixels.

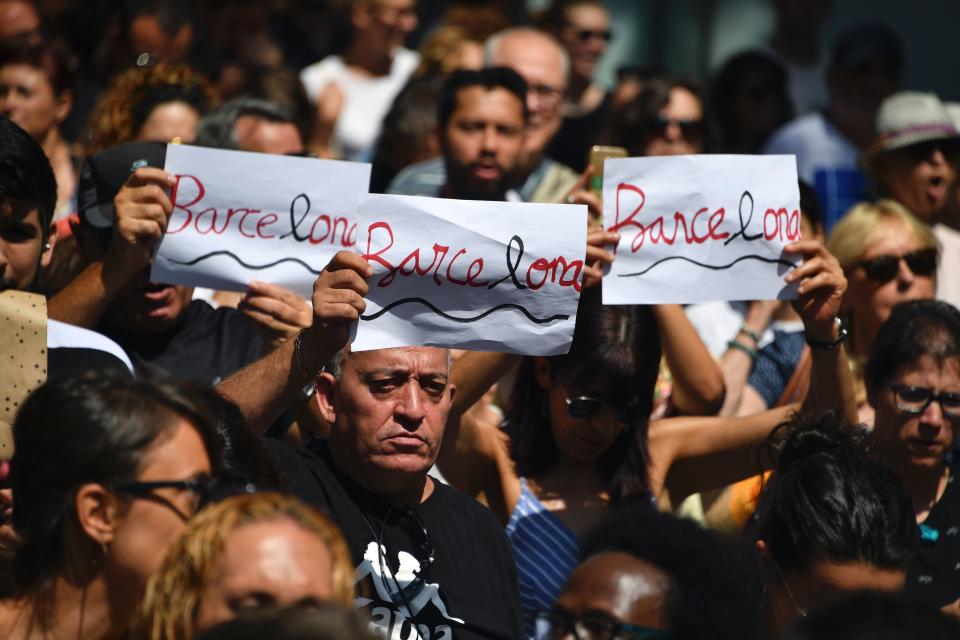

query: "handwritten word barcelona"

left=608, top=182, right=800, bottom=277
left=165, top=175, right=581, bottom=324
left=166, top=175, right=358, bottom=245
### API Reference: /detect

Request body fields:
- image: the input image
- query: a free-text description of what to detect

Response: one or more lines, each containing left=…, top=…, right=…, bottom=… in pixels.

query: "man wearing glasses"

left=219, top=251, right=524, bottom=639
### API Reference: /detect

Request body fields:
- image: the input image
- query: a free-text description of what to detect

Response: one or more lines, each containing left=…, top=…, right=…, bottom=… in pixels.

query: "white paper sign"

left=602, top=155, right=801, bottom=304
left=351, top=194, right=587, bottom=355
left=152, top=144, right=371, bottom=298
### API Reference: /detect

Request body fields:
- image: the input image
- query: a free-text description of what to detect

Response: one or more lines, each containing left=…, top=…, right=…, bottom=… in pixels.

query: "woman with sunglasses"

left=440, top=239, right=853, bottom=633
left=0, top=372, right=221, bottom=640
left=827, top=199, right=938, bottom=423
left=133, top=492, right=354, bottom=640
left=865, top=299, right=960, bottom=611
left=608, top=75, right=705, bottom=158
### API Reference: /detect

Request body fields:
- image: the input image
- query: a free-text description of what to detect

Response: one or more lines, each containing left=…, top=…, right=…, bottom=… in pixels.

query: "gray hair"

left=194, top=97, right=296, bottom=150
left=484, top=27, right=570, bottom=83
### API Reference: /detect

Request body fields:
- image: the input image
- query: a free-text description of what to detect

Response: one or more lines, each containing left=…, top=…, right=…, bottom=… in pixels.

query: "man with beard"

left=436, top=67, right=527, bottom=201
left=389, top=31, right=580, bottom=205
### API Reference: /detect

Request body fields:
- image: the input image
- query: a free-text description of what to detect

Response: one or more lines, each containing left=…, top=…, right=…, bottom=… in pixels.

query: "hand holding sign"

left=783, top=239, right=846, bottom=341
left=106, top=167, right=176, bottom=281
left=307, top=250, right=372, bottom=355
left=239, top=281, right=314, bottom=350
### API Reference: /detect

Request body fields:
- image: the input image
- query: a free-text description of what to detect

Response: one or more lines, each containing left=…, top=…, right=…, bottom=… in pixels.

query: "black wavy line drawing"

left=361, top=298, right=569, bottom=324
left=167, top=251, right=322, bottom=275
left=618, top=254, right=795, bottom=278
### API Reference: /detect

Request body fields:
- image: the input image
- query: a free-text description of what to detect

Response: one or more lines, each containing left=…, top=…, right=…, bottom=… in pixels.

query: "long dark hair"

left=9, top=372, right=223, bottom=597
left=505, top=288, right=661, bottom=500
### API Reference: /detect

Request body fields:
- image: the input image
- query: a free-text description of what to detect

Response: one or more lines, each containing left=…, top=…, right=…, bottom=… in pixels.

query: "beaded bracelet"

left=294, top=328, right=319, bottom=383
left=727, top=339, right=758, bottom=359
left=738, top=323, right=762, bottom=344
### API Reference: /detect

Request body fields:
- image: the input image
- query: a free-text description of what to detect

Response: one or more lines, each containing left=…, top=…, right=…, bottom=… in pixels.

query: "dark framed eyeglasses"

left=572, top=28, right=612, bottom=43
left=561, top=389, right=643, bottom=423
left=535, top=610, right=669, bottom=640
left=890, top=384, right=960, bottom=418
left=110, top=477, right=257, bottom=519
left=859, top=247, right=937, bottom=284
left=647, top=114, right=703, bottom=142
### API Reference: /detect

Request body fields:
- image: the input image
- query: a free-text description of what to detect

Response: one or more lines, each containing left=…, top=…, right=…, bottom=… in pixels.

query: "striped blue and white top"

left=505, top=477, right=580, bottom=638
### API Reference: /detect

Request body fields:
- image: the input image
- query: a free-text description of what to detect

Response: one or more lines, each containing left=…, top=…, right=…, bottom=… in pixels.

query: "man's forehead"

left=494, top=35, right=566, bottom=87
left=347, top=347, right=450, bottom=374
left=453, top=86, right=525, bottom=120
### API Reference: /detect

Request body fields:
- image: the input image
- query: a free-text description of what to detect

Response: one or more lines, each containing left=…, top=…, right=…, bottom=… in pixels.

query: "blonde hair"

left=132, top=492, right=354, bottom=640
left=84, top=62, right=217, bottom=154
left=826, top=199, right=938, bottom=271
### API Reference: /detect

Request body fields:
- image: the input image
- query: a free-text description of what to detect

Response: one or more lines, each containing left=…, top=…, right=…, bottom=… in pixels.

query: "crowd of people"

left=2, top=0, right=960, bottom=638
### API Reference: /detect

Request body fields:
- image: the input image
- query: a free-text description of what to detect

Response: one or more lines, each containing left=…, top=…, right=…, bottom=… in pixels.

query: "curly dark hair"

left=580, top=502, right=762, bottom=640
left=85, top=62, right=217, bottom=153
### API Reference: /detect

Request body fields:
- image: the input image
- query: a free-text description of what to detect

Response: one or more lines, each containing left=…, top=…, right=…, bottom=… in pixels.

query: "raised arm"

left=48, top=168, right=175, bottom=327
left=717, top=300, right=778, bottom=415
left=647, top=239, right=854, bottom=502
left=653, top=304, right=726, bottom=415
left=217, top=251, right=371, bottom=435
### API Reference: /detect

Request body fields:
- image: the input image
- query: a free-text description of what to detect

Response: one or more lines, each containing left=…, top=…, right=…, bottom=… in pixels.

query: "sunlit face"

left=234, top=116, right=304, bottom=155
left=559, top=3, right=611, bottom=82
left=357, top=0, right=418, bottom=52
left=769, top=556, right=904, bottom=627
left=0, top=63, right=65, bottom=141
left=870, top=356, right=960, bottom=473
left=0, top=0, right=40, bottom=42
left=845, top=221, right=935, bottom=339
left=546, top=384, right=630, bottom=463
left=553, top=552, right=671, bottom=635
left=0, top=201, right=53, bottom=293
left=325, top=348, right=454, bottom=482
left=137, top=101, right=199, bottom=144
left=105, top=267, right=194, bottom=334
left=442, top=85, right=525, bottom=200
left=490, top=33, right=567, bottom=162
left=643, top=86, right=703, bottom=157
left=536, top=359, right=635, bottom=464
left=105, top=419, right=212, bottom=596
left=874, top=142, right=959, bottom=223
left=194, top=518, right=335, bottom=633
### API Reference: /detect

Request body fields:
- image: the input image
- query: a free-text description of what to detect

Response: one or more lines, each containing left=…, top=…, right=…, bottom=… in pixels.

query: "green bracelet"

left=727, top=339, right=758, bottom=359
left=738, top=323, right=762, bottom=344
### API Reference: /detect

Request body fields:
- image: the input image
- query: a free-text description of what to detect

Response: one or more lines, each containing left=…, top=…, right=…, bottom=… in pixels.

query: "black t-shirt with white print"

left=905, top=461, right=960, bottom=609
left=270, top=438, right=524, bottom=639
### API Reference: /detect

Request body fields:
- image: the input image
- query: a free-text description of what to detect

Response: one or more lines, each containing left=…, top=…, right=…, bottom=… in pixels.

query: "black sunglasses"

left=903, top=139, right=960, bottom=162
left=890, top=384, right=960, bottom=418
left=574, top=28, right=612, bottom=42
left=647, top=114, right=703, bottom=142
left=562, top=389, right=643, bottom=423
left=859, top=247, right=937, bottom=284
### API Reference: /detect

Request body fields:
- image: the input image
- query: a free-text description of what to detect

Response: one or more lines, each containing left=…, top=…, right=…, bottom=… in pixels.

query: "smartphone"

left=588, top=145, right=628, bottom=199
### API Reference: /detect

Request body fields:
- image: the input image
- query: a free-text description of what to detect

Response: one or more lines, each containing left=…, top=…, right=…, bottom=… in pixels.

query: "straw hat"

left=865, top=92, right=960, bottom=163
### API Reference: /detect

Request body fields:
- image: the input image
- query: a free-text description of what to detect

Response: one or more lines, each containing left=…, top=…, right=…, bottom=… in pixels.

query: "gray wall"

left=590, top=0, right=958, bottom=101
